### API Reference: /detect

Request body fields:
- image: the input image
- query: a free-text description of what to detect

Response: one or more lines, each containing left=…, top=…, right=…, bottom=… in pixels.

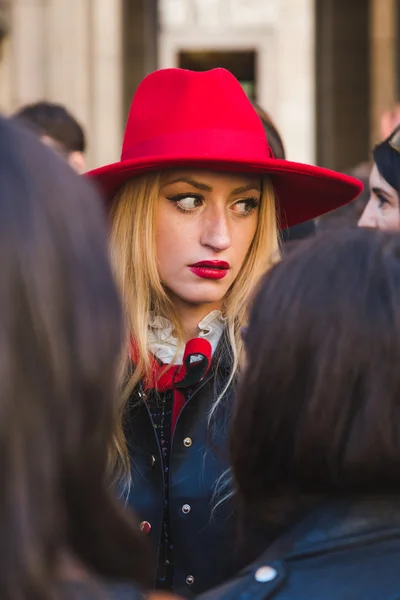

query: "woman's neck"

left=171, top=297, right=222, bottom=342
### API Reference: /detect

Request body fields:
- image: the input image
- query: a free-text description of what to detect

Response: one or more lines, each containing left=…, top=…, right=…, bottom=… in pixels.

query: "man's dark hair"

left=252, top=103, right=285, bottom=160
left=233, top=228, right=400, bottom=521
left=0, top=116, right=150, bottom=600
left=252, top=103, right=316, bottom=243
left=317, top=164, right=370, bottom=231
left=13, top=101, right=86, bottom=154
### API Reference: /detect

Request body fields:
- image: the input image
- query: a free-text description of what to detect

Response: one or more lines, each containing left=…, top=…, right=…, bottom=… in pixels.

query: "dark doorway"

left=179, top=50, right=257, bottom=101
left=315, top=0, right=370, bottom=171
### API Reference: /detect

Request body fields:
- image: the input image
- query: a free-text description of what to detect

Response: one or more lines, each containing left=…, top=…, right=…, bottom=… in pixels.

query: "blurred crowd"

left=3, top=64, right=400, bottom=600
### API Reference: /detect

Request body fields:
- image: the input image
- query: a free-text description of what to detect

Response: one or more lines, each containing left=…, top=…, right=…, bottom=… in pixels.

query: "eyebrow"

left=372, top=186, right=391, bottom=198
left=162, top=177, right=261, bottom=194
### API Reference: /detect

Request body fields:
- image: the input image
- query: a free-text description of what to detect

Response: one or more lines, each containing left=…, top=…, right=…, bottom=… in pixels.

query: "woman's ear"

left=68, top=151, right=86, bottom=175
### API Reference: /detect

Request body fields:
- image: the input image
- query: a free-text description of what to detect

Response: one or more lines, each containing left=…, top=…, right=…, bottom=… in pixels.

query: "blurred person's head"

left=252, top=103, right=316, bottom=244
left=359, top=126, right=400, bottom=230
left=252, top=104, right=286, bottom=160
left=0, top=116, right=151, bottom=600
left=13, top=101, right=87, bottom=174
left=232, top=228, right=400, bottom=528
left=317, top=166, right=370, bottom=231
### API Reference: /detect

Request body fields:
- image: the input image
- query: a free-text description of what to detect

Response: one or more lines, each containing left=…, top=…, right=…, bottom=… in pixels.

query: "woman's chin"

left=165, top=283, right=230, bottom=308
left=168, top=292, right=226, bottom=308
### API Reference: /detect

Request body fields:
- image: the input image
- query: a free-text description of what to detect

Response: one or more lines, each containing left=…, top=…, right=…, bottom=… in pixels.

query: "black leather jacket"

left=124, top=346, right=243, bottom=598
left=200, top=496, right=400, bottom=600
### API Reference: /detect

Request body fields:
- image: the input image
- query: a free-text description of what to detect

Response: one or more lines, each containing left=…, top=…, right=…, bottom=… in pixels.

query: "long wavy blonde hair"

left=109, top=170, right=280, bottom=484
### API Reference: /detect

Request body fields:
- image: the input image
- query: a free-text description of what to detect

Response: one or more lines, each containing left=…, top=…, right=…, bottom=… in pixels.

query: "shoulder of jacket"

left=199, top=561, right=287, bottom=600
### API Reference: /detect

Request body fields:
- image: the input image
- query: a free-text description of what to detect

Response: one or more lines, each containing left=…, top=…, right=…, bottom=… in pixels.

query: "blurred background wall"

left=0, top=0, right=397, bottom=171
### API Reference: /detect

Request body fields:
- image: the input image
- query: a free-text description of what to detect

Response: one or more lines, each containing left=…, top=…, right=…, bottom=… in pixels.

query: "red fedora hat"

left=87, top=68, right=363, bottom=228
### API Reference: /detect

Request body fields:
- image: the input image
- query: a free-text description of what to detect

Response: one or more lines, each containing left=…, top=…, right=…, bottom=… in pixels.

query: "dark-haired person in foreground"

left=0, top=115, right=159, bottom=600
left=13, top=101, right=87, bottom=173
left=201, top=227, right=400, bottom=600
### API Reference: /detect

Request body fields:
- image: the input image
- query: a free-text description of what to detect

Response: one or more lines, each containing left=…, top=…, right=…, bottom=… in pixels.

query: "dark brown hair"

left=13, top=101, right=86, bottom=154
left=232, top=228, right=400, bottom=516
left=317, top=164, right=370, bottom=230
left=373, top=124, right=400, bottom=193
left=252, top=103, right=316, bottom=244
left=0, top=116, right=150, bottom=600
left=252, top=103, right=285, bottom=160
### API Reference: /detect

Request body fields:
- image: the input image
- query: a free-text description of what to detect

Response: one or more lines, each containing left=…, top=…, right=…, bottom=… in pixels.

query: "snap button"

left=139, top=521, right=151, bottom=534
left=254, top=566, right=277, bottom=583
left=186, top=575, right=194, bottom=585
left=183, top=437, right=192, bottom=447
left=182, top=504, right=191, bottom=514
left=150, top=454, right=155, bottom=467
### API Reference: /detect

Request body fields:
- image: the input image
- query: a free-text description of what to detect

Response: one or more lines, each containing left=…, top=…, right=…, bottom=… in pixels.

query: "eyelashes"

left=376, top=193, right=391, bottom=209
left=233, top=196, right=260, bottom=216
left=166, top=193, right=203, bottom=212
left=166, top=193, right=260, bottom=216
left=243, top=197, right=260, bottom=209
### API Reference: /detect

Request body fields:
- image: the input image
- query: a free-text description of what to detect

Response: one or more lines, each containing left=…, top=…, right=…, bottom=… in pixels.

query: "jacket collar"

left=148, top=310, right=226, bottom=365
left=253, top=495, right=400, bottom=565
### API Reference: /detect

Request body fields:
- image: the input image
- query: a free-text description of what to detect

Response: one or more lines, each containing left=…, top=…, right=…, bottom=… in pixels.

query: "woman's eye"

left=377, top=193, right=390, bottom=209
left=178, top=196, right=202, bottom=210
left=232, top=197, right=260, bottom=216
left=167, top=194, right=203, bottom=211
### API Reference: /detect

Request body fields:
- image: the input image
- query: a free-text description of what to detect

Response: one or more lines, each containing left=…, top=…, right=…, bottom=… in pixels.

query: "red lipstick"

left=189, top=260, right=230, bottom=280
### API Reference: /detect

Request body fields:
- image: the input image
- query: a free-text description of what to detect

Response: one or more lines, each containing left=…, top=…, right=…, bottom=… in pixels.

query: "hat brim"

left=86, top=156, right=363, bottom=229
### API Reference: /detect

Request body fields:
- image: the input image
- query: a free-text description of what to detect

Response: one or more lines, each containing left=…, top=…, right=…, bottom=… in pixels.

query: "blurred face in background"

left=358, top=163, right=400, bottom=231
left=41, top=135, right=86, bottom=174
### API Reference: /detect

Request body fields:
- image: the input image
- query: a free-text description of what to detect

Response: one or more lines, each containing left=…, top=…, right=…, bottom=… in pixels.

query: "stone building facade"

left=0, top=0, right=398, bottom=171
left=0, top=0, right=124, bottom=169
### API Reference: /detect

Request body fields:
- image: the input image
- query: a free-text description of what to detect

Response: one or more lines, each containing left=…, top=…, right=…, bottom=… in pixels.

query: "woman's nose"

left=358, top=201, right=377, bottom=228
left=200, top=207, right=231, bottom=251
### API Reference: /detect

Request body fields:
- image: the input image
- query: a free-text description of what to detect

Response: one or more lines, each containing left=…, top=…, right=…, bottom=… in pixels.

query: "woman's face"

left=156, top=169, right=261, bottom=310
left=358, top=163, right=400, bottom=230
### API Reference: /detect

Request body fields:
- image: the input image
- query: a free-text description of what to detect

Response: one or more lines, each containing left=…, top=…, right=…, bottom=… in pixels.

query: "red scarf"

left=129, top=337, right=212, bottom=431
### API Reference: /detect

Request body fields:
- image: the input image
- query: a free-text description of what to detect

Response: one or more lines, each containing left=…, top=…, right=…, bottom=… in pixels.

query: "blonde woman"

left=87, top=68, right=362, bottom=598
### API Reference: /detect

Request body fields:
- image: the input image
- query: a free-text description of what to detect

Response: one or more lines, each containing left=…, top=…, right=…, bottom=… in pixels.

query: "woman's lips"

left=189, top=260, right=230, bottom=280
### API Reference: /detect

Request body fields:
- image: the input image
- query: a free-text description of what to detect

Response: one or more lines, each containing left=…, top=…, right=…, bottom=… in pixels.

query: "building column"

left=277, top=0, right=316, bottom=163
left=2, top=0, right=123, bottom=169
left=0, top=36, right=12, bottom=113
left=46, top=0, right=91, bottom=132
left=315, top=0, right=370, bottom=171
left=90, top=0, right=123, bottom=168
left=0, top=2, right=11, bottom=112
left=9, top=0, right=47, bottom=105
left=370, top=0, right=397, bottom=145
left=46, top=0, right=123, bottom=168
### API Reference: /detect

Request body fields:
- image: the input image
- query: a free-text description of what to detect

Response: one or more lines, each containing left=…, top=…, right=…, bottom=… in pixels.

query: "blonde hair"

left=109, top=171, right=279, bottom=484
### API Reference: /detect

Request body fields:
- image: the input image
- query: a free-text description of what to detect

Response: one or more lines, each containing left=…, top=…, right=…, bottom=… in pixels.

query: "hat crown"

left=86, top=67, right=363, bottom=231
left=121, top=68, right=269, bottom=161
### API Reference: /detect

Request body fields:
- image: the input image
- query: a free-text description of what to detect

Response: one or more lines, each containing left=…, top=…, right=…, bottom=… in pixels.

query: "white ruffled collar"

left=148, top=310, right=225, bottom=365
